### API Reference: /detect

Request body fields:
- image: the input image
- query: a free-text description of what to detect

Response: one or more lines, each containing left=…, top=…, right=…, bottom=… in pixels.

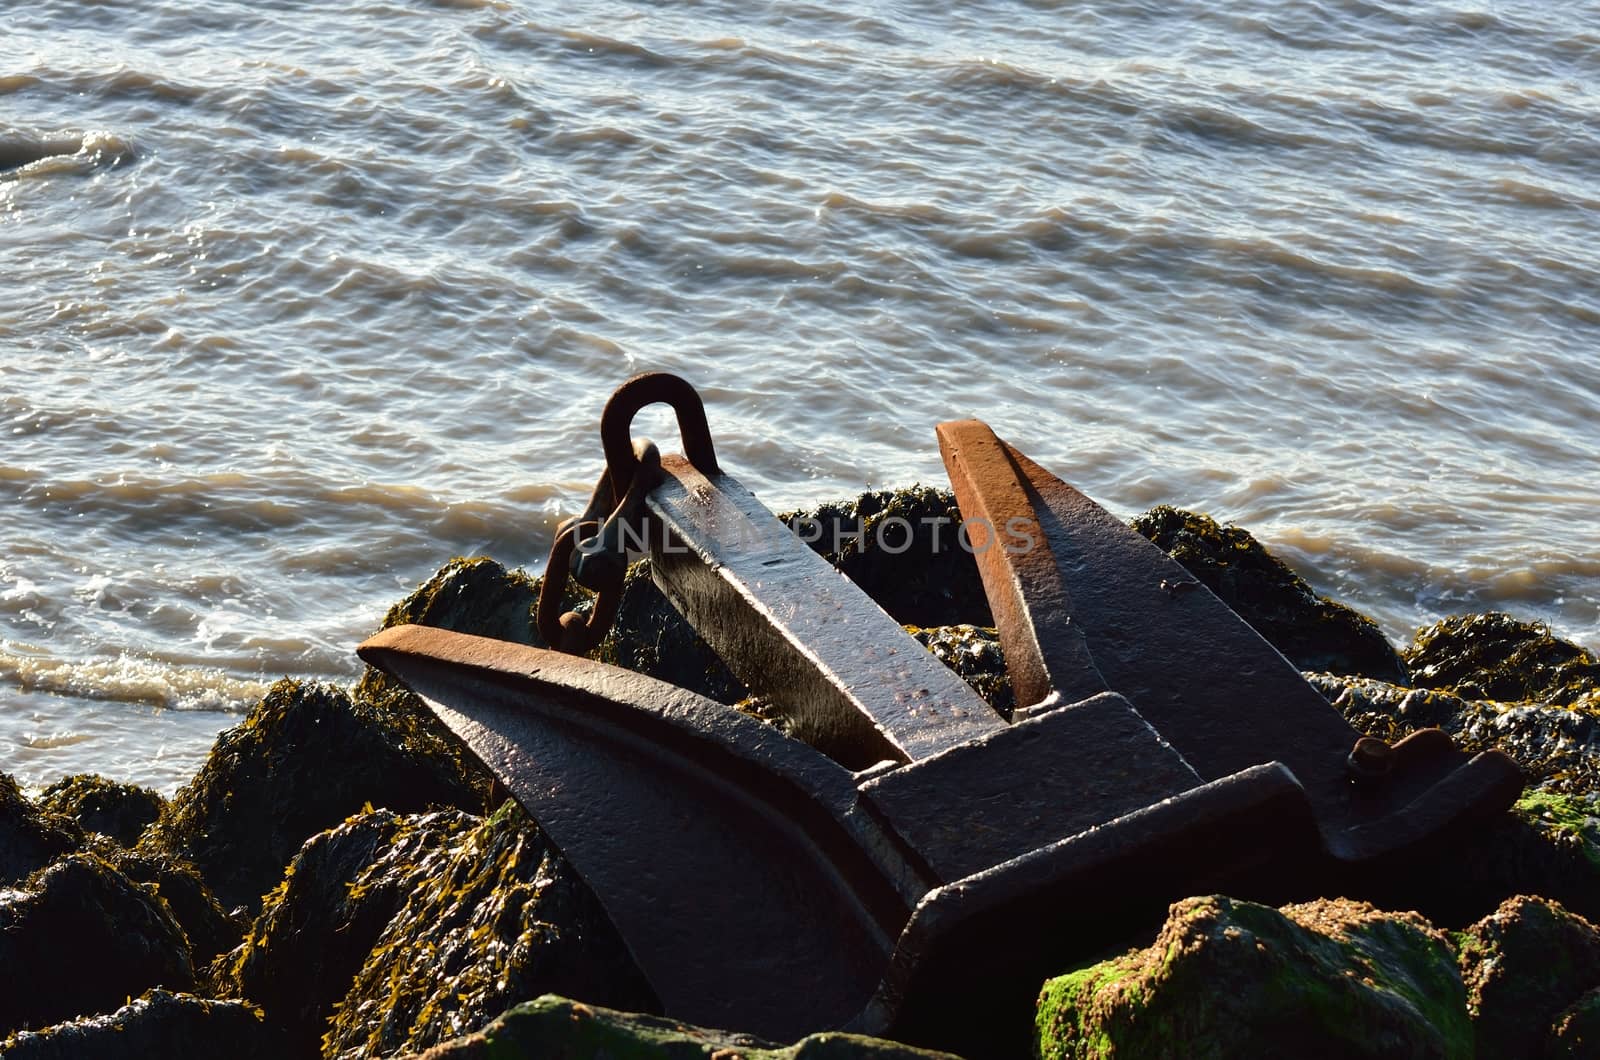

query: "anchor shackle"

left=600, top=372, right=719, bottom=496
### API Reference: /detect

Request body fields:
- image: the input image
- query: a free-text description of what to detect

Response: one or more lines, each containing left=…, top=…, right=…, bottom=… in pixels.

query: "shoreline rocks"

left=5, top=494, right=1600, bottom=1057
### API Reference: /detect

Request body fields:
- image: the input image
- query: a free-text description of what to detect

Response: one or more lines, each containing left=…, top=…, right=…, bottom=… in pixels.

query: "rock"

left=36, top=772, right=165, bottom=847
left=108, top=846, right=242, bottom=968
left=1549, top=987, right=1600, bottom=1057
left=908, top=624, right=1012, bottom=715
left=596, top=561, right=748, bottom=703
left=784, top=486, right=993, bottom=627
left=403, top=994, right=962, bottom=1060
left=1307, top=672, right=1600, bottom=795
left=222, top=808, right=488, bottom=1057
left=1405, top=613, right=1600, bottom=708
left=1457, top=895, right=1600, bottom=1059
left=0, top=853, right=194, bottom=1037
left=0, top=989, right=286, bottom=1060
left=1034, top=895, right=1471, bottom=1060
left=367, top=556, right=545, bottom=646
left=0, top=772, right=84, bottom=886
left=1131, top=506, right=1408, bottom=683
left=318, top=800, right=654, bottom=1059
left=140, top=678, right=487, bottom=914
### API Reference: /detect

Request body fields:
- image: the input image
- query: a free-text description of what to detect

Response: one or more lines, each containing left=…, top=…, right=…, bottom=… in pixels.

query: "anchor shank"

left=644, top=454, right=1006, bottom=770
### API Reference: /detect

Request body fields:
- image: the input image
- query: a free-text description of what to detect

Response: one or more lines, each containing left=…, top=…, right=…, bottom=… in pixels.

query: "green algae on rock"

left=140, top=678, right=487, bottom=915
left=0, top=853, right=195, bottom=1038
left=0, top=772, right=84, bottom=886
left=0, top=988, right=286, bottom=1060
left=1131, top=506, right=1408, bottom=683
left=1034, top=895, right=1472, bottom=1060
left=1405, top=613, right=1600, bottom=708
left=402, top=994, right=962, bottom=1060
left=36, top=773, right=165, bottom=847
left=1457, top=895, right=1600, bottom=1059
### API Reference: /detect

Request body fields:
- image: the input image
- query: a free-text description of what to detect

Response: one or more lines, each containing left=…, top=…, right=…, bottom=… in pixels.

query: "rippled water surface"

left=3, top=0, right=1598, bottom=792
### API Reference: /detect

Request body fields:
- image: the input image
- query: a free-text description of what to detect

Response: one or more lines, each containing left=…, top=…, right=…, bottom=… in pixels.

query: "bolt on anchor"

left=358, top=372, right=1522, bottom=1057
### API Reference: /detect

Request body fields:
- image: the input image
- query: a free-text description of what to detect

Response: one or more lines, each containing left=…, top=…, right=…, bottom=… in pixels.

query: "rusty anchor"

left=358, top=373, right=1523, bottom=1056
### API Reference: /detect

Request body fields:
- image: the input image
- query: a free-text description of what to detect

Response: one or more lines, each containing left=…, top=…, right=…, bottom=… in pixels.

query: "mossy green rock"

left=0, top=772, right=84, bottom=886
left=141, top=678, right=487, bottom=914
left=0, top=988, right=286, bottom=1060
left=1458, top=895, right=1600, bottom=1059
left=36, top=772, right=165, bottom=847
left=1405, top=613, right=1600, bottom=707
left=403, top=994, right=962, bottom=1059
left=0, top=853, right=195, bottom=1037
left=1034, top=895, right=1471, bottom=1060
left=1131, top=506, right=1407, bottom=683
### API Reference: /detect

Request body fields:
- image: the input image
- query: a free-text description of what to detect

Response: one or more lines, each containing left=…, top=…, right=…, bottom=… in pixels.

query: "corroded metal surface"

left=644, top=452, right=1005, bottom=770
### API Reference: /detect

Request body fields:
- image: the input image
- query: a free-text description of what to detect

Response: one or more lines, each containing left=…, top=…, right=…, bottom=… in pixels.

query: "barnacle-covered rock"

left=318, top=800, right=654, bottom=1059
left=140, top=679, right=487, bottom=914
left=1405, top=613, right=1600, bottom=708
left=1457, top=895, right=1600, bottom=1059
left=404, top=994, right=962, bottom=1059
left=0, top=772, right=84, bottom=885
left=36, top=773, right=165, bottom=847
left=1131, top=506, right=1407, bottom=683
left=1035, top=895, right=1471, bottom=1059
left=0, top=989, right=285, bottom=1060
left=0, top=853, right=195, bottom=1037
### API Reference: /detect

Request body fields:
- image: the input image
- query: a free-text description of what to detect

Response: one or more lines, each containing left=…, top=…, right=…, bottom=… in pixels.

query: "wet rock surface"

left=1406, top=612, right=1600, bottom=707
left=0, top=853, right=195, bottom=1037
left=1035, top=895, right=1472, bottom=1060
left=403, top=994, right=962, bottom=1060
left=141, top=678, right=488, bottom=914
left=0, top=989, right=286, bottom=1060
left=36, top=772, right=165, bottom=847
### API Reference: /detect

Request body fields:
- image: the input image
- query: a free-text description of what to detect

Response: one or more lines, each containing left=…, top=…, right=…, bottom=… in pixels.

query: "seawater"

left=3, top=0, right=1597, bottom=793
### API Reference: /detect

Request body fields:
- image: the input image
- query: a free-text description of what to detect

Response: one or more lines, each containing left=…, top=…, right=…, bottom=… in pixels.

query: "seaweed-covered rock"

left=1457, top=895, right=1600, bottom=1059
left=310, top=802, right=652, bottom=1059
left=1308, top=672, right=1600, bottom=794
left=1131, top=506, right=1407, bottom=683
left=141, top=679, right=487, bottom=914
left=0, top=772, right=84, bottom=886
left=368, top=556, right=545, bottom=646
left=1034, top=895, right=1471, bottom=1060
left=1549, top=987, right=1600, bottom=1057
left=784, top=486, right=992, bottom=627
left=0, top=853, right=195, bottom=1037
left=224, top=809, right=486, bottom=1057
left=1405, top=613, right=1600, bottom=708
left=0, top=989, right=286, bottom=1060
left=404, top=994, right=962, bottom=1059
left=36, top=772, right=165, bottom=847
left=108, top=845, right=242, bottom=968
left=908, top=624, right=1012, bottom=715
